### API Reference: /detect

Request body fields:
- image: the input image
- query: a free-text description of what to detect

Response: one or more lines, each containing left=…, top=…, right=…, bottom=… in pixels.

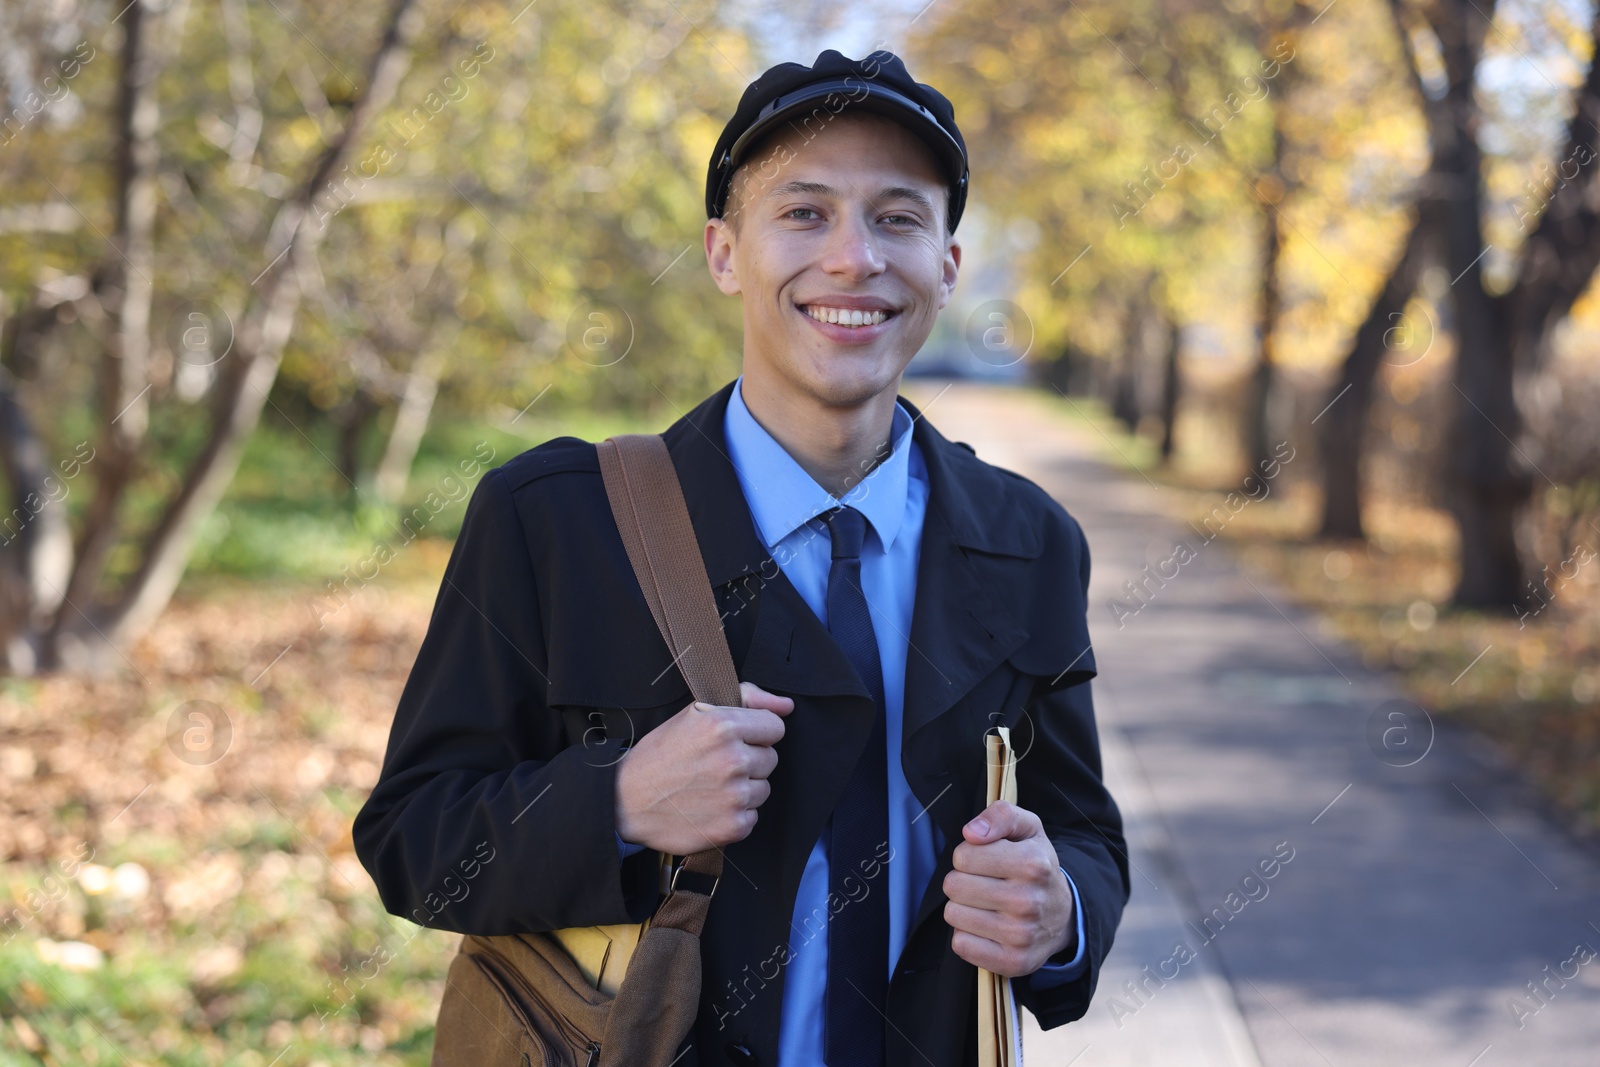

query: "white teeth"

left=802, top=305, right=889, bottom=327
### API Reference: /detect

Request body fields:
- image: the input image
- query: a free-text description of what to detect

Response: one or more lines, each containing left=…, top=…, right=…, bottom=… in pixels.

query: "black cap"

left=705, top=49, right=969, bottom=235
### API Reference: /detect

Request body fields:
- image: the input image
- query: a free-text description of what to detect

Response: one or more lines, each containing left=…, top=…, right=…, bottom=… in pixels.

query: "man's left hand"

left=942, top=799, right=1074, bottom=977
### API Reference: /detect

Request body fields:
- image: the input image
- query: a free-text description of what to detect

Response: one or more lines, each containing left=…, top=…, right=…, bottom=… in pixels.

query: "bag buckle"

left=669, top=860, right=721, bottom=899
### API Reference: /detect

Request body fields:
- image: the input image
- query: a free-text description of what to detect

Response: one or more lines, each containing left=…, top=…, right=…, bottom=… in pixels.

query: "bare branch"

left=0, top=205, right=83, bottom=235
left=220, top=0, right=264, bottom=181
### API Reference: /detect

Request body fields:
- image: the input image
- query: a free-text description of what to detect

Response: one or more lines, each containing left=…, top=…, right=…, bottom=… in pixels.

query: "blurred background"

left=1, top=0, right=1599, bottom=1062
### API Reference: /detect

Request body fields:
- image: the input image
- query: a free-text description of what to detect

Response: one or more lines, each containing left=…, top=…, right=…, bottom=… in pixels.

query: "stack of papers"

left=978, top=726, right=1025, bottom=1067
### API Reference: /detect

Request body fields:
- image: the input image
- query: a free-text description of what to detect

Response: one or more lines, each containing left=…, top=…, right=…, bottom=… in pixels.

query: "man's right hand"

left=614, top=680, right=794, bottom=855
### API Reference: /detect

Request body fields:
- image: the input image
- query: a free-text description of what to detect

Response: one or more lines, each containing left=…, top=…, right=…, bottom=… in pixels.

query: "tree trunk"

left=1317, top=218, right=1428, bottom=539
left=57, top=0, right=163, bottom=620
left=1239, top=13, right=1307, bottom=480
left=1421, top=0, right=1528, bottom=609
left=1, top=283, right=91, bottom=675
left=1463, top=0, right=1600, bottom=603
left=1315, top=0, right=1445, bottom=541
left=1245, top=136, right=1286, bottom=477
left=0, top=379, right=74, bottom=674
left=1110, top=280, right=1156, bottom=433
left=372, top=348, right=445, bottom=506
left=1446, top=318, right=1526, bottom=608
left=39, top=0, right=426, bottom=670
left=1158, top=314, right=1180, bottom=462
left=337, top=388, right=380, bottom=495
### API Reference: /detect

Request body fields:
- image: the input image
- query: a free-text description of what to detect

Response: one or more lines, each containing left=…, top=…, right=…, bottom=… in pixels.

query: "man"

left=353, top=49, right=1129, bottom=1067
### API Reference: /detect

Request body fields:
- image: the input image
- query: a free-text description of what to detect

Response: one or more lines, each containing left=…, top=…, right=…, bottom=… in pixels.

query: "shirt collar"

left=724, top=373, right=915, bottom=554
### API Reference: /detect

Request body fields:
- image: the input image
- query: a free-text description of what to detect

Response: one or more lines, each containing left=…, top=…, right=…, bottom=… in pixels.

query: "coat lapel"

left=899, top=429, right=1032, bottom=744
left=658, top=377, right=871, bottom=703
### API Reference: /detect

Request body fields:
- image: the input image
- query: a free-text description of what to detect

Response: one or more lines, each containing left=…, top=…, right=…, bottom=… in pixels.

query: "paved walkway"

left=902, top=380, right=1600, bottom=1067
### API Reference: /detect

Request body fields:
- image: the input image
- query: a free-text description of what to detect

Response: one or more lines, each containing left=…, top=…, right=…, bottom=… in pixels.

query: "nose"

left=819, top=202, right=886, bottom=281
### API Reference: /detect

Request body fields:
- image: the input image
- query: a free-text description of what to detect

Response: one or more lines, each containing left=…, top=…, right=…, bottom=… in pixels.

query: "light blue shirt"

left=616, top=376, right=1085, bottom=1060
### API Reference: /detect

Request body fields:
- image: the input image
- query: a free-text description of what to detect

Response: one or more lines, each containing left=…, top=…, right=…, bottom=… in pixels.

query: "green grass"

left=178, top=403, right=659, bottom=586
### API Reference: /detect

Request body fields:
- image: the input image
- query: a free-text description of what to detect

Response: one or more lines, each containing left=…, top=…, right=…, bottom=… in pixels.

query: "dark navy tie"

left=821, top=505, right=889, bottom=1067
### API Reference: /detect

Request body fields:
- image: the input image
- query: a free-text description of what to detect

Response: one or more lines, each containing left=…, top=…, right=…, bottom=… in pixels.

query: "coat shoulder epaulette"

left=494, top=436, right=601, bottom=494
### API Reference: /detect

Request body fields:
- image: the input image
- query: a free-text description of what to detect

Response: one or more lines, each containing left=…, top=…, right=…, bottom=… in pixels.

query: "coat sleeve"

left=1010, top=516, right=1131, bottom=1028
left=352, top=465, right=662, bottom=935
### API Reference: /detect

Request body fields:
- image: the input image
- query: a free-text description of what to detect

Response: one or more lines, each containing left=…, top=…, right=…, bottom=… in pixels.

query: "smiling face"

left=705, top=109, right=961, bottom=410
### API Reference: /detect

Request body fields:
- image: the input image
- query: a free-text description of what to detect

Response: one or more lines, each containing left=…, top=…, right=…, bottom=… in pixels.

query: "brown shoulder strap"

left=596, top=434, right=741, bottom=708
left=595, top=432, right=738, bottom=900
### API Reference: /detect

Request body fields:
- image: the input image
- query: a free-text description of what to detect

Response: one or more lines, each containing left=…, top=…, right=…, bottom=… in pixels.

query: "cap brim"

left=726, top=78, right=966, bottom=186
left=716, top=78, right=966, bottom=230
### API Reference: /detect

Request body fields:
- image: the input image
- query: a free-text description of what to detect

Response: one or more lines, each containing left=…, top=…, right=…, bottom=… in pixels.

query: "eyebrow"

left=765, top=179, right=937, bottom=216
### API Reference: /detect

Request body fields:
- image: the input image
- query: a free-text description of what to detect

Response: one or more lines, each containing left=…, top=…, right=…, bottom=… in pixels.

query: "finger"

left=943, top=899, right=1030, bottom=951
left=740, top=710, right=788, bottom=748
left=963, top=799, right=1042, bottom=845
left=740, top=680, right=795, bottom=714
left=949, top=838, right=1038, bottom=881
left=746, top=743, right=780, bottom=781
left=949, top=928, right=1028, bottom=977
left=696, top=703, right=788, bottom=747
left=942, top=868, right=1013, bottom=911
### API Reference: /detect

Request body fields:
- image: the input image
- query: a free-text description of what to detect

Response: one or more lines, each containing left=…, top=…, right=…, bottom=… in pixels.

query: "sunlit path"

left=908, top=379, right=1600, bottom=1067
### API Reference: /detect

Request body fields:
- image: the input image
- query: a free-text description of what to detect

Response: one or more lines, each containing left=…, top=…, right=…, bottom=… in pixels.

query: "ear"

left=936, top=235, right=961, bottom=310
left=705, top=217, right=742, bottom=296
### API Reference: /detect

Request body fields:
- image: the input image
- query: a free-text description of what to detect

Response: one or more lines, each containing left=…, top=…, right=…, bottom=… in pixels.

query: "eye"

left=785, top=207, right=820, bottom=220
left=882, top=213, right=921, bottom=227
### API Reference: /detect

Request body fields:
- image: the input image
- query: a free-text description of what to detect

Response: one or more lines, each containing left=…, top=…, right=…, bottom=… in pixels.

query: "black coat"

left=352, top=378, right=1130, bottom=1067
